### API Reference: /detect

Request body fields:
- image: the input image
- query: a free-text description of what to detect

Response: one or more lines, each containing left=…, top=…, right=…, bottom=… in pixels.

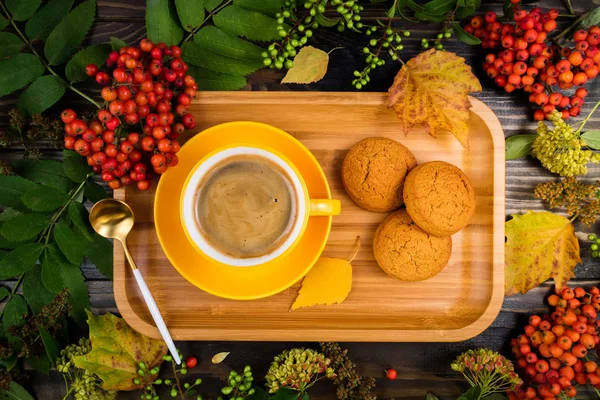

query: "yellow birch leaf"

left=281, top=46, right=329, bottom=84
left=505, top=211, right=581, bottom=296
left=291, top=237, right=359, bottom=310
left=387, top=49, right=482, bottom=149
left=211, top=352, right=230, bottom=364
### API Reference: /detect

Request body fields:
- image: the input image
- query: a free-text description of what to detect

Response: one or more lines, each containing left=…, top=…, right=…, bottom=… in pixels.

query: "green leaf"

left=425, top=393, right=440, bottom=400
left=0, top=243, right=44, bottom=280
left=385, top=2, right=396, bottom=18
left=0, top=213, right=50, bottom=242
left=38, top=324, right=60, bottom=367
left=579, top=7, right=600, bottom=29
left=271, top=388, right=304, bottom=400
left=73, top=311, right=167, bottom=390
left=406, top=0, right=424, bottom=12
left=455, top=4, right=476, bottom=19
left=42, top=247, right=66, bottom=293
left=247, top=388, right=269, bottom=400
left=187, top=65, right=247, bottom=90
left=213, top=5, right=284, bottom=41
left=484, top=394, right=508, bottom=400
left=0, top=231, right=32, bottom=251
left=582, top=130, right=600, bottom=150
left=84, top=181, right=108, bottom=203
left=0, top=54, right=45, bottom=97
left=0, top=381, right=34, bottom=400
left=0, top=175, right=38, bottom=210
left=423, top=0, right=456, bottom=15
left=175, top=0, right=205, bottom=32
left=0, top=287, right=9, bottom=302
left=65, top=44, right=111, bottom=83
left=458, top=386, right=482, bottom=400
left=0, top=209, right=22, bottom=222
left=0, top=15, right=8, bottom=30
left=2, top=295, right=28, bottom=334
left=21, top=186, right=69, bottom=212
left=146, top=0, right=184, bottom=46
left=12, top=159, right=74, bottom=192
left=86, top=233, right=113, bottom=278
left=58, top=262, right=89, bottom=325
left=110, top=36, right=127, bottom=51
left=69, top=202, right=94, bottom=241
left=23, top=267, right=55, bottom=314
left=63, top=150, right=92, bottom=183
left=0, top=33, right=23, bottom=58
left=503, top=0, right=514, bottom=21
left=17, top=75, right=67, bottom=116
left=25, top=0, right=75, bottom=41
left=452, top=22, right=481, bottom=45
left=54, top=221, right=87, bottom=265
left=182, top=42, right=262, bottom=76
left=6, top=0, right=41, bottom=21
left=44, top=0, right=96, bottom=65
left=194, top=26, right=263, bottom=60
left=233, top=0, right=285, bottom=17
left=26, top=354, right=50, bottom=374
left=314, top=11, right=340, bottom=27
left=205, top=0, right=223, bottom=11
left=506, top=134, right=536, bottom=160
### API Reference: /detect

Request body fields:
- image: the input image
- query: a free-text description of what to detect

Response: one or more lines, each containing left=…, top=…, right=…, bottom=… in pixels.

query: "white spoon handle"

left=132, top=269, right=181, bottom=365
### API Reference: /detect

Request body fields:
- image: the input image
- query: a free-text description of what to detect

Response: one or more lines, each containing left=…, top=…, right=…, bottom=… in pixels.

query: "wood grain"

left=113, top=92, right=505, bottom=342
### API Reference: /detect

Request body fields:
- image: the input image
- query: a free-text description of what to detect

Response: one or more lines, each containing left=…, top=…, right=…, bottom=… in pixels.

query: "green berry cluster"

left=352, top=27, right=409, bottom=89
left=56, top=338, right=117, bottom=400
left=588, top=234, right=600, bottom=258
left=421, top=28, right=452, bottom=50
left=330, top=0, right=364, bottom=32
left=218, top=366, right=255, bottom=400
left=134, top=359, right=161, bottom=400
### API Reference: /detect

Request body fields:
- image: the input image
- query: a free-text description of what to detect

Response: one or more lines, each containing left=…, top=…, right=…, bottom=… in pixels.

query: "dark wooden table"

left=1, top=0, right=600, bottom=398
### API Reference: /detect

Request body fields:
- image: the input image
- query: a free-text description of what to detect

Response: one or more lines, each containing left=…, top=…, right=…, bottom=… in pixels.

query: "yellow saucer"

left=154, top=121, right=332, bottom=300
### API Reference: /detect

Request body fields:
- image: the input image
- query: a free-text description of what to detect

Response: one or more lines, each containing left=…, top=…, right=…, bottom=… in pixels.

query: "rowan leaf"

left=451, top=22, right=481, bottom=45
left=65, top=44, right=111, bottom=83
left=84, top=181, right=108, bottom=203
left=2, top=295, right=28, bottom=334
left=187, top=65, right=247, bottom=90
left=0, top=54, right=45, bottom=97
left=204, top=0, right=222, bottom=10
left=72, top=311, right=167, bottom=390
left=0, top=33, right=23, bottom=58
left=505, top=211, right=581, bottom=296
left=0, top=243, right=44, bottom=280
left=281, top=46, right=329, bottom=84
left=194, top=26, right=263, bottom=61
left=17, top=75, right=67, bottom=116
left=6, top=0, right=41, bottom=21
left=0, top=382, right=34, bottom=400
left=213, top=5, right=284, bottom=42
left=175, top=0, right=205, bottom=32
left=0, top=15, right=8, bottom=30
left=25, top=0, right=74, bottom=41
left=54, top=221, right=87, bottom=265
left=23, top=267, right=55, bottom=314
left=12, top=159, right=73, bottom=192
left=21, top=186, right=69, bottom=212
left=42, top=246, right=66, bottom=294
left=233, top=0, right=285, bottom=17
left=0, top=213, right=50, bottom=242
left=0, top=175, right=38, bottom=210
left=68, top=202, right=94, bottom=241
left=387, top=49, right=482, bottom=149
left=85, top=233, right=113, bottom=279
left=146, top=0, right=184, bottom=46
left=291, top=238, right=359, bottom=310
left=582, top=130, right=600, bottom=150
left=57, top=261, right=89, bottom=325
left=110, top=37, right=127, bottom=51
left=38, top=324, right=60, bottom=367
left=63, top=150, right=92, bottom=183
left=44, top=0, right=96, bottom=65
left=182, top=42, right=262, bottom=76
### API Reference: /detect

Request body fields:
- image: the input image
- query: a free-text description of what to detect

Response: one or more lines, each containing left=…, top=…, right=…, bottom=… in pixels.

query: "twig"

left=575, top=99, right=600, bottom=135
left=564, top=0, right=575, bottom=16
left=180, top=0, right=233, bottom=45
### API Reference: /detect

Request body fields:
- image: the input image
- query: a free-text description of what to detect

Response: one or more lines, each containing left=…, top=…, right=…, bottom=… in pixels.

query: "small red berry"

left=85, top=64, right=99, bottom=77
left=385, top=368, right=397, bottom=380
left=185, top=356, right=197, bottom=369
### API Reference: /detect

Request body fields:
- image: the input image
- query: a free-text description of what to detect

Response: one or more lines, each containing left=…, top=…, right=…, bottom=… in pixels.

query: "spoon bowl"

left=89, top=198, right=134, bottom=242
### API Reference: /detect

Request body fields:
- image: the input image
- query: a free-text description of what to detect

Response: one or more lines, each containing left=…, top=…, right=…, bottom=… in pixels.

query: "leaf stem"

left=171, top=358, right=185, bottom=400
left=0, top=1, right=101, bottom=108
left=564, top=0, right=575, bottom=16
left=553, top=11, right=588, bottom=43
left=575, top=99, right=600, bottom=135
left=180, top=0, right=233, bottom=45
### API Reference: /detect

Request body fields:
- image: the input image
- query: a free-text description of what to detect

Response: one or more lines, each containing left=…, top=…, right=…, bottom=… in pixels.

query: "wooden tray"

left=114, top=92, right=505, bottom=342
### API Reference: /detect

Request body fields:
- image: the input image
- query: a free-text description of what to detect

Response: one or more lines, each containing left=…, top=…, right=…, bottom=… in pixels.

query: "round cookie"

left=403, top=161, right=476, bottom=237
left=342, top=137, right=417, bottom=212
left=373, top=210, right=452, bottom=282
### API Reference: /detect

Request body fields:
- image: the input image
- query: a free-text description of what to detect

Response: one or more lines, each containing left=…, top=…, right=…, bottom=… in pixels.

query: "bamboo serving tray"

left=114, top=92, right=505, bottom=342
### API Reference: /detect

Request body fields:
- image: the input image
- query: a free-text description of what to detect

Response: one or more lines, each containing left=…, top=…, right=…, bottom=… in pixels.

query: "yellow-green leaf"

left=211, top=352, right=230, bottom=364
left=281, top=46, right=329, bottom=84
left=73, top=311, right=167, bottom=391
left=505, top=211, right=581, bottom=296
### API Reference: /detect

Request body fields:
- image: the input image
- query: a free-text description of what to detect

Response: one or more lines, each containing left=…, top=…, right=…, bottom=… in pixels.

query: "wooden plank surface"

left=0, top=0, right=599, bottom=398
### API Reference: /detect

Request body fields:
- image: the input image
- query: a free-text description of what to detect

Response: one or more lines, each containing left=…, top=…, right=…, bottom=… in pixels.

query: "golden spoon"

left=89, top=198, right=181, bottom=365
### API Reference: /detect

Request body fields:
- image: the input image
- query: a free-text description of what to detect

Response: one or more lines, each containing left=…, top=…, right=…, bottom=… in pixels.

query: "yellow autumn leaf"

left=505, top=211, right=581, bottom=296
left=291, top=237, right=359, bottom=310
left=281, top=46, right=329, bottom=84
left=387, top=49, right=482, bottom=149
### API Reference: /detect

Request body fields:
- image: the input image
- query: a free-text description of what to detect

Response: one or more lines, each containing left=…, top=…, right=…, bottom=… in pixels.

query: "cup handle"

left=309, top=199, right=341, bottom=216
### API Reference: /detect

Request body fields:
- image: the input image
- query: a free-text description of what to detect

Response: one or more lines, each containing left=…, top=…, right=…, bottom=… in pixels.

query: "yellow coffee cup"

left=180, top=144, right=340, bottom=267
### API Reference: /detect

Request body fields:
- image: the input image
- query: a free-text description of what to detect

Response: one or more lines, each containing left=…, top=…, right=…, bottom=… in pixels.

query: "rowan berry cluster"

left=465, top=1, right=600, bottom=120
left=507, top=287, right=600, bottom=400
left=61, top=39, right=197, bottom=191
